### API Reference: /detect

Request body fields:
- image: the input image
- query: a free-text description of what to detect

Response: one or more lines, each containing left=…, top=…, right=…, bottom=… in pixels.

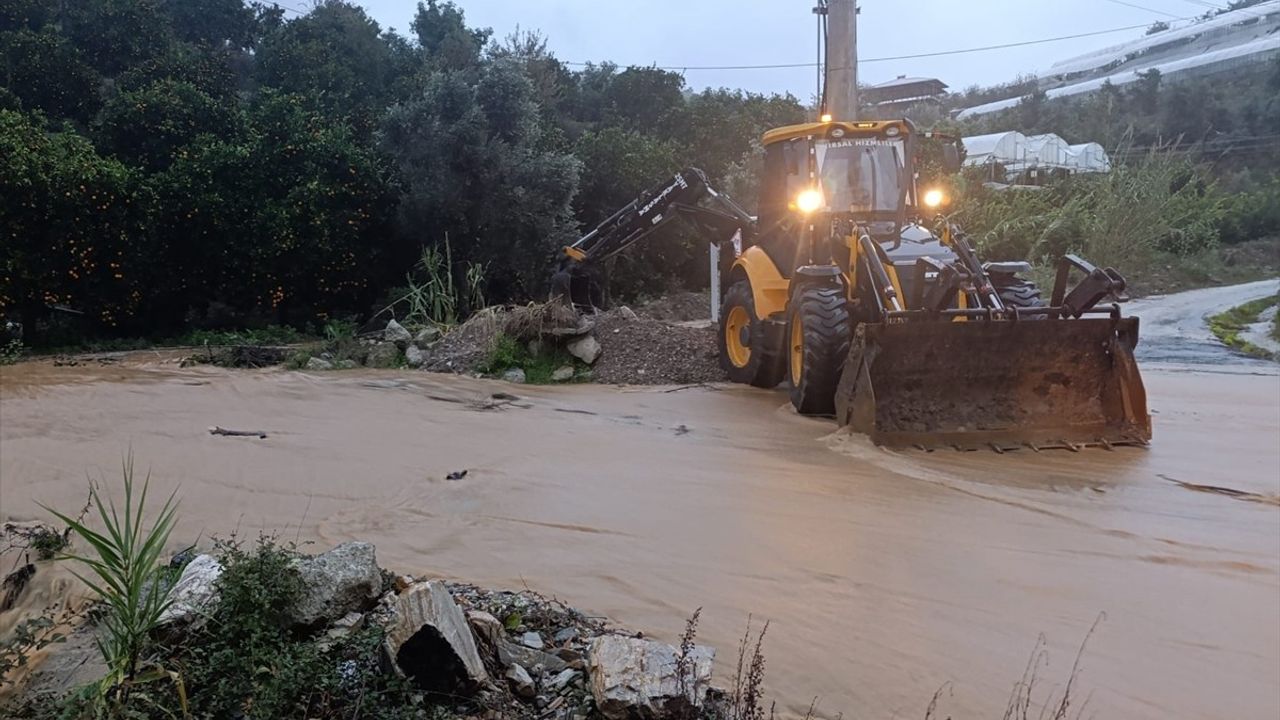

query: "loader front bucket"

left=834, top=317, right=1151, bottom=450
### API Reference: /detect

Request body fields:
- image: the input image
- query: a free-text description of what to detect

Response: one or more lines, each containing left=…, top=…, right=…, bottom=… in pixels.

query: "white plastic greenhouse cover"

left=957, top=34, right=1280, bottom=118
left=1047, top=1, right=1280, bottom=78
left=961, top=131, right=1027, bottom=166
left=1066, top=143, right=1111, bottom=173
left=1025, top=134, right=1070, bottom=165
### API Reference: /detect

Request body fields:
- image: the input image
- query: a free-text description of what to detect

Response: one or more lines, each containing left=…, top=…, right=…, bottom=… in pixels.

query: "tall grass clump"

left=385, top=234, right=488, bottom=327
left=41, top=455, right=184, bottom=708
left=956, top=143, right=1226, bottom=271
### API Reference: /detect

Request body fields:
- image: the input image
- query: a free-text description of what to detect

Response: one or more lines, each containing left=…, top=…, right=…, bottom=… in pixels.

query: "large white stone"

left=588, top=635, right=715, bottom=720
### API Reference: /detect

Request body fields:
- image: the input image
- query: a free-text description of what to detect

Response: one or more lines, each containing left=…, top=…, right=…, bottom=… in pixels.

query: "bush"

left=478, top=333, right=580, bottom=383
left=175, top=537, right=423, bottom=720
left=42, top=455, right=182, bottom=708
left=956, top=147, right=1227, bottom=270
left=1218, top=176, right=1280, bottom=244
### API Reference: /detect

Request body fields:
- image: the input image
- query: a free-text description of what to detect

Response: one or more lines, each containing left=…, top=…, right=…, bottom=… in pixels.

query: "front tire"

left=788, top=285, right=851, bottom=415
left=719, top=280, right=785, bottom=388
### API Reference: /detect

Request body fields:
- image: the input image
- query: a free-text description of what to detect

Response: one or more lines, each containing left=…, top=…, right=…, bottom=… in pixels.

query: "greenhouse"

left=961, top=132, right=1112, bottom=180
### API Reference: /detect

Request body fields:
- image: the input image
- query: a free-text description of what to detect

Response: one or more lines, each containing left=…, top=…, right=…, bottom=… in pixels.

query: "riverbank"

left=1, top=534, right=736, bottom=720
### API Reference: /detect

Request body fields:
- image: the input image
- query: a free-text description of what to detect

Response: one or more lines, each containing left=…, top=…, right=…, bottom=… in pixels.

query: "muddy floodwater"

left=2, top=303, right=1279, bottom=719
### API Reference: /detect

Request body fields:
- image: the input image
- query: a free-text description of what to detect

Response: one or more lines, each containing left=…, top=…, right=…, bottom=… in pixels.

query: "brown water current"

left=1, top=356, right=1277, bottom=719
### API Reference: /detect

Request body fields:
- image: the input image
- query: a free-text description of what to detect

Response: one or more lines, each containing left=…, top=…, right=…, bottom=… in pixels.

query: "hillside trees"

left=0, top=0, right=806, bottom=343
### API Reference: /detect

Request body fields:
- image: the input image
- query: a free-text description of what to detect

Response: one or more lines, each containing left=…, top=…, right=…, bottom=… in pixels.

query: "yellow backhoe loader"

left=556, top=118, right=1151, bottom=451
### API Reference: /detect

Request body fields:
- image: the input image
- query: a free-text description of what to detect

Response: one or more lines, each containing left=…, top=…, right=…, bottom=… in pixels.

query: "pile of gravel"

left=590, top=310, right=726, bottom=385
left=635, top=291, right=712, bottom=322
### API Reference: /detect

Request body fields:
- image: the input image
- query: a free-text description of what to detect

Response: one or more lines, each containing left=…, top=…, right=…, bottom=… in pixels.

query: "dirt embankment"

left=419, top=292, right=726, bottom=386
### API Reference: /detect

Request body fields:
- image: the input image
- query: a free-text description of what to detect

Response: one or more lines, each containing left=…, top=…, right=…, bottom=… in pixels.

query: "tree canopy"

left=0, top=0, right=805, bottom=343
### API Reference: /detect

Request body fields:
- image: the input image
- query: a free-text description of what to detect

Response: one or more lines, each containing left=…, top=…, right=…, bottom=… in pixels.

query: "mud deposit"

left=2, top=352, right=1278, bottom=718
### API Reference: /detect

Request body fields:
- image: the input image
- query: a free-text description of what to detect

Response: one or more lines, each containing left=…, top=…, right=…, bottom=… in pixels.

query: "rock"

left=467, top=610, right=503, bottom=647
left=506, top=663, right=536, bottom=699
left=553, top=627, right=578, bottom=645
left=366, top=342, right=402, bottom=368
left=405, top=344, right=426, bottom=368
left=23, top=620, right=107, bottom=696
left=306, top=356, right=334, bottom=371
left=333, top=359, right=359, bottom=370
left=414, top=326, right=441, bottom=345
left=551, top=365, right=574, bottom=382
left=527, top=338, right=545, bottom=356
left=385, top=319, right=413, bottom=346
left=587, top=635, right=715, bottom=720
left=520, top=631, right=545, bottom=650
left=289, top=542, right=381, bottom=629
left=546, top=318, right=596, bottom=338
left=550, top=668, right=580, bottom=693
left=498, top=637, right=568, bottom=674
left=159, top=554, right=222, bottom=626
left=326, top=611, right=364, bottom=641
left=0, top=564, right=34, bottom=612
left=502, top=368, right=527, bottom=384
left=619, top=306, right=638, bottom=321
left=567, top=334, right=601, bottom=365
left=395, top=574, right=416, bottom=592
left=384, top=582, right=488, bottom=694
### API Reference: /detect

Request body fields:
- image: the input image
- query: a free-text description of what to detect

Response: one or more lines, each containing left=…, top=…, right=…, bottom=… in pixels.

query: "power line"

left=1100, top=0, right=1184, bottom=18
left=561, top=18, right=1198, bottom=71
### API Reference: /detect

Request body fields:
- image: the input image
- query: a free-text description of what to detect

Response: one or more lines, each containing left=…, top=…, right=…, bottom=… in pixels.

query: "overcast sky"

left=346, top=0, right=1197, bottom=97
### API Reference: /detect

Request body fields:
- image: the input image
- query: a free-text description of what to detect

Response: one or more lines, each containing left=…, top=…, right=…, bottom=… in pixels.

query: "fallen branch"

left=208, top=426, right=267, bottom=439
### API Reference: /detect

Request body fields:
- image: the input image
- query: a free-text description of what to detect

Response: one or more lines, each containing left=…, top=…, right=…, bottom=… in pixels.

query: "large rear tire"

left=787, top=285, right=851, bottom=415
left=718, top=280, right=785, bottom=388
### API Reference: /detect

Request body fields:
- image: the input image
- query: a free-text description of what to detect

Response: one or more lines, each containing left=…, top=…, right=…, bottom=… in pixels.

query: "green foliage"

left=60, top=0, right=172, bottom=76
left=95, top=78, right=237, bottom=170
left=381, top=62, right=581, bottom=301
left=0, top=28, right=102, bottom=123
left=0, top=110, right=154, bottom=340
left=255, top=0, right=410, bottom=133
left=0, top=337, right=24, bottom=364
left=176, top=537, right=422, bottom=719
left=478, top=333, right=579, bottom=383
left=1208, top=295, right=1279, bottom=361
left=1217, top=176, right=1280, bottom=244
left=173, top=324, right=308, bottom=347
left=956, top=147, right=1226, bottom=269
left=41, top=455, right=180, bottom=697
left=413, top=0, right=490, bottom=70
left=164, top=0, right=257, bottom=49
left=0, top=0, right=807, bottom=345
left=385, top=236, right=487, bottom=326
left=0, top=616, right=65, bottom=682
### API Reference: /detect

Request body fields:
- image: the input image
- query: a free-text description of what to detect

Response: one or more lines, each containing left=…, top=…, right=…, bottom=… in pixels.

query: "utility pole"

left=826, top=0, right=858, bottom=120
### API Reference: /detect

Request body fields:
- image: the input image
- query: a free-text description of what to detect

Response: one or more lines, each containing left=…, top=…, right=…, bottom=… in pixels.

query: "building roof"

left=863, top=76, right=948, bottom=105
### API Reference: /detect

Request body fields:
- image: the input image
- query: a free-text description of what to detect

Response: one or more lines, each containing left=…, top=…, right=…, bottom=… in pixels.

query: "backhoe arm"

left=556, top=167, right=755, bottom=307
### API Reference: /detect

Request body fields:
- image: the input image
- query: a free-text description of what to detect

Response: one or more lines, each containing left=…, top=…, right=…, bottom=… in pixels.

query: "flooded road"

left=2, top=285, right=1278, bottom=719
left=1129, top=277, right=1279, bottom=368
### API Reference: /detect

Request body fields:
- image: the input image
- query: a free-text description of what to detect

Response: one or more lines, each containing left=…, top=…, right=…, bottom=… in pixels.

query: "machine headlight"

left=923, top=188, right=946, bottom=208
left=795, top=188, right=824, bottom=213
